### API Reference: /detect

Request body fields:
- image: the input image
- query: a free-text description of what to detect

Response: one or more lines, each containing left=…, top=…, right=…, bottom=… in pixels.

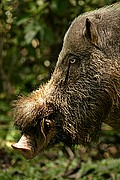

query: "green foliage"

left=0, top=145, right=120, bottom=179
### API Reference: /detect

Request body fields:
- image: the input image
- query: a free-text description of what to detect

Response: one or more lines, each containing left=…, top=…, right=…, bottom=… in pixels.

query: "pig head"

left=12, top=3, right=120, bottom=159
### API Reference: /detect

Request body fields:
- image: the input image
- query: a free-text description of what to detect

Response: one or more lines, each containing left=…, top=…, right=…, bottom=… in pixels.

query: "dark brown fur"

left=12, top=3, right=120, bottom=159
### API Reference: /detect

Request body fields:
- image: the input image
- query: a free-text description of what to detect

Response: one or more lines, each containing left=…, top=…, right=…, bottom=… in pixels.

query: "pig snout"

left=12, top=135, right=35, bottom=159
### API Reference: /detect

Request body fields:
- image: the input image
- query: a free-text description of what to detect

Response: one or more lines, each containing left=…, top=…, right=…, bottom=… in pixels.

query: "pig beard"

left=13, top=76, right=113, bottom=147
left=50, top=81, right=113, bottom=145
left=46, top=79, right=113, bottom=145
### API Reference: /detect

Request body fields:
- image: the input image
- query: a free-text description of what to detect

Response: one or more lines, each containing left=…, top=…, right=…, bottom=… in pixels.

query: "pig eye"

left=69, top=55, right=79, bottom=64
left=70, top=58, right=76, bottom=64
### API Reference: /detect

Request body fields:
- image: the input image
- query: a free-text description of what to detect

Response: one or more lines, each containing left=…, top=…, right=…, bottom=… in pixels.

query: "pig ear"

left=84, top=18, right=98, bottom=47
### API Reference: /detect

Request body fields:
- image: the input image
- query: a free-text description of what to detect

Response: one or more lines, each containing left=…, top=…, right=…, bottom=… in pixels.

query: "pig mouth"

left=12, top=142, right=45, bottom=160
left=12, top=141, right=36, bottom=160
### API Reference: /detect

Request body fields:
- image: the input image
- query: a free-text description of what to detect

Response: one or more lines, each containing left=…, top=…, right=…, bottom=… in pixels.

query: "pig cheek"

left=40, top=129, right=57, bottom=149
left=35, top=132, right=47, bottom=153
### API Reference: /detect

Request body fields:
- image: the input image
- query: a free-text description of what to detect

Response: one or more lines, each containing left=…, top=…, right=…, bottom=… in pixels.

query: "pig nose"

left=11, top=134, right=36, bottom=159
left=12, top=143, right=35, bottom=159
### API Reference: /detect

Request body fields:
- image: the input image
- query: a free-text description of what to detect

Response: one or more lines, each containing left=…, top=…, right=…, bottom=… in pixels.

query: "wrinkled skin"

left=12, top=3, right=120, bottom=159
